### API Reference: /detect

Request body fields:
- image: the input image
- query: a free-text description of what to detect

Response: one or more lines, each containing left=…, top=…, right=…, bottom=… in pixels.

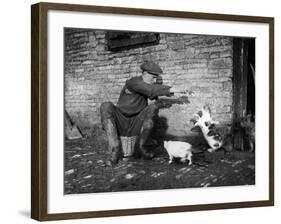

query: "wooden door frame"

left=233, top=38, right=250, bottom=150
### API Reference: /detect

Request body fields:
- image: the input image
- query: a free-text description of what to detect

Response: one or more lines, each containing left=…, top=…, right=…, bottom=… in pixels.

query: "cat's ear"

left=192, top=114, right=200, bottom=126
left=203, top=105, right=211, bottom=114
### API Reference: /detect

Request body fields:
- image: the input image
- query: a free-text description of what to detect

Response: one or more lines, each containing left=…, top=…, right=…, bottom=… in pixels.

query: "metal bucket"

left=120, top=136, right=137, bottom=157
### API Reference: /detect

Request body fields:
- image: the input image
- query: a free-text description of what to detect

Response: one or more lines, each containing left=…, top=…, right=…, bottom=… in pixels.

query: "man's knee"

left=140, top=104, right=158, bottom=130
left=100, top=102, right=114, bottom=113
left=147, top=103, right=158, bottom=112
left=142, top=119, right=154, bottom=130
left=100, top=102, right=115, bottom=119
left=144, top=104, right=159, bottom=120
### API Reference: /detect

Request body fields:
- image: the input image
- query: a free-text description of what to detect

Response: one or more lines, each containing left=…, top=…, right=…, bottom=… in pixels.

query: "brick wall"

left=65, top=28, right=233, bottom=136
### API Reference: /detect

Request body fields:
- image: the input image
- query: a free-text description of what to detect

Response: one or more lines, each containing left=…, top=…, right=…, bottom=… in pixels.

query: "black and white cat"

left=192, top=106, right=223, bottom=152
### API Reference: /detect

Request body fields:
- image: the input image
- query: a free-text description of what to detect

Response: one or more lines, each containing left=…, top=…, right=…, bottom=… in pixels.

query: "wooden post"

left=233, top=38, right=249, bottom=151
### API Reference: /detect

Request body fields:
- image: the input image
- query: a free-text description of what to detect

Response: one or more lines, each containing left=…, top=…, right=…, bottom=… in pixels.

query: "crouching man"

left=100, top=61, right=179, bottom=164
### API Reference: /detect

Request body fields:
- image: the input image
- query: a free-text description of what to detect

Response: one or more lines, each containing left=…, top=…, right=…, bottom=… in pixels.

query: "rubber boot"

left=102, top=119, right=121, bottom=164
left=139, top=119, right=155, bottom=160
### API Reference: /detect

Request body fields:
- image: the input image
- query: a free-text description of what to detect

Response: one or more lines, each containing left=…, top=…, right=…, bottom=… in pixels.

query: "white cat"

left=163, top=140, right=193, bottom=165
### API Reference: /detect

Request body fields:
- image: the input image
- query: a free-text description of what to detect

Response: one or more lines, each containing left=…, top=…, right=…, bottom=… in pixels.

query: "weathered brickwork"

left=65, top=28, right=233, bottom=136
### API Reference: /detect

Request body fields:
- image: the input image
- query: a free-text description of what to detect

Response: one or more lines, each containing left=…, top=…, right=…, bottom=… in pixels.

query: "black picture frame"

left=31, top=2, right=274, bottom=221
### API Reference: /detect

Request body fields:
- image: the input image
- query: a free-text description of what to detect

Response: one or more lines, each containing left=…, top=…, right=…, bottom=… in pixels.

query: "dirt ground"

left=64, top=127, right=255, bottom=194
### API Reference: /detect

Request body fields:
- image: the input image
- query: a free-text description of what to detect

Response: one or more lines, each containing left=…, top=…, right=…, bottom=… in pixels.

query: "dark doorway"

left=246, top=39, right=255, bottom=116
left=233, top=37, right=255, bottom=151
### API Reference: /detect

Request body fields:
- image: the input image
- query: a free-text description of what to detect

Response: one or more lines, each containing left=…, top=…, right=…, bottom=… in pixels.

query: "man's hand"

left=169, top=87, right=194, bottom=97
left=169, top=86, right=180, bottom=94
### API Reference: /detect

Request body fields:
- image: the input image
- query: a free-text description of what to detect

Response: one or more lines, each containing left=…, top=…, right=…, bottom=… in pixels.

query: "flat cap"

left=140, top=61, right=163, bottom=75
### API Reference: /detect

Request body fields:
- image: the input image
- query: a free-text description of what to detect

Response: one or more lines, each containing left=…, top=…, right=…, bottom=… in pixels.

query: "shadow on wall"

left=151, top=116, right=208, bottom=148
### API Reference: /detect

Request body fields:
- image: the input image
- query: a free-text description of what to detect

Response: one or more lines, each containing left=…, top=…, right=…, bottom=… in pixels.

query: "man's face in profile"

left=143, top=72, right=158, bottom=84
